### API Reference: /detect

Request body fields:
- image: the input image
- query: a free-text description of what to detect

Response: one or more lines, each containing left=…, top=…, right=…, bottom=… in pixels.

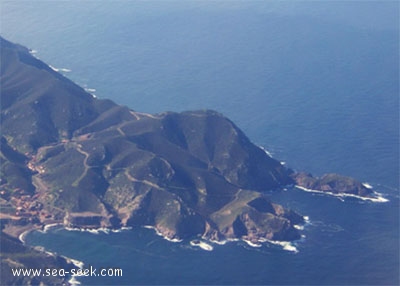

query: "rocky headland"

left=292, top=172, right=373, bottom=197
left=0, top=231, right=75, bottom=285
left=0, top=36, right=382, bottom=253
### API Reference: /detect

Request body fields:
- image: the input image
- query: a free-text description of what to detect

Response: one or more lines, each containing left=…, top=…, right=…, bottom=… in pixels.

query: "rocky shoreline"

left=0, top=228, right=76, bottom=285
left=1, top=36, right=386, bottom=247
left=292, top=172, right=388, bottom=202
left=0, top=36, right=390, bottom=286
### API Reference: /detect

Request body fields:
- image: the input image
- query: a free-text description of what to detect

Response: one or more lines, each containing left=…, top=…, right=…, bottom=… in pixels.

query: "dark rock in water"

left=291, top=172, right=374, bottom=197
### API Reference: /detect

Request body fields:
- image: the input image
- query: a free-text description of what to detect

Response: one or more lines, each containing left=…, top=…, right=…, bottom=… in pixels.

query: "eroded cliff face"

left=0, top=36, right=302, bottom=242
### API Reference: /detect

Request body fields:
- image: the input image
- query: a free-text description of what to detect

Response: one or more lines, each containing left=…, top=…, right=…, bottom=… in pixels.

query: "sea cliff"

left=1, top=36, right=381, bottom=247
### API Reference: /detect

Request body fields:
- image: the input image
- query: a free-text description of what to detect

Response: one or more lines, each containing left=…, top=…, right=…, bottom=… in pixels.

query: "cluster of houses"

left=0, top=188, right=52, bottom=225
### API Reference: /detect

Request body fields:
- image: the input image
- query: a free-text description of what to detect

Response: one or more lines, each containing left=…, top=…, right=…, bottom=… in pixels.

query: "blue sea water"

left=1, top=2, right=399, bottom=285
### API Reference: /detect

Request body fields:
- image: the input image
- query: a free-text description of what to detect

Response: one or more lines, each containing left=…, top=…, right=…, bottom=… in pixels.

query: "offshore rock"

left=292, top=172, right=373, bottom=196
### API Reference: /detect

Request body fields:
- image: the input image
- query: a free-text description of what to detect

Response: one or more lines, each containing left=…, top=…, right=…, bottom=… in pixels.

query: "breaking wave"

left=49, top=65, right=71, bottom=73
left=295, top=185, right=389, bottom=203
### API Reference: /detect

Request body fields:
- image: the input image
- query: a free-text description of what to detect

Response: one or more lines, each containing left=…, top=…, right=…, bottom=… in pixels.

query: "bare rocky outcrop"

left=291, top=172, right=373, bottom=197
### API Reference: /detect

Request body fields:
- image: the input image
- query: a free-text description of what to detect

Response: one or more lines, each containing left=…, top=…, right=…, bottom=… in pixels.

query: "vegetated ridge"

left=0, top=36, right=376, bottom=253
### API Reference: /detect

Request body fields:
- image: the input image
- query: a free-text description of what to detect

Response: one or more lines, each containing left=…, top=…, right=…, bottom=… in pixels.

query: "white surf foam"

left=18, top=229, right=31, bottom=244
left=203, top=235, right=299, bottom=253
left=84, top=88, right=96, bottom=93
left=68, top=276, right=81, bottom=285
left=49, top=65, right=71, bottom=73
left=190, top=240, right=214, bottom=251
left=142, top=225, right=183, bottom=243
left=243, top=239, right=262, bottom=248
left=267, top=240, right=299, bottom=253
left=49, top=65, right=59, bottom=72
left=165, top=237, right=183, bottom=243
left=58, top=68, right=71, bottom=72
left=69, top=258, right=84, bottom=269
left=362, top=182, right=373, bottom=189
left=294, top=224, right=304, bottom=230
left=209, top=239, right=227, bottom=245
left=42, top=223, right=62, bottom=233
left=295, top=185, right=389, bottom=203
left=84, top=88, right=97, bottom=98
left=281, top=242, right=298, bottom=253
left=111, top=226, right=132, bottom=233
left=294, top=215, right=311, bottom=231
left=65, top=226, right=111, bottom=234
left=240, top=237, right=298, bottom=252
left=33, top=245, right=45, bottom=252
left=202, top=234, right=240, bottom=246
left=258, top=145, right=273, bottom=157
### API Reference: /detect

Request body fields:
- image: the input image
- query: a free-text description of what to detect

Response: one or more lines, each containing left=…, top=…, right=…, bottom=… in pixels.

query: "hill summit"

left=1, top=36, right=374, bottom=245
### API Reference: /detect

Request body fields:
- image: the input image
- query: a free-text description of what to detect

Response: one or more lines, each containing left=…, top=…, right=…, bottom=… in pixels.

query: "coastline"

left=3, top=210, right=310, bottom=254
left=142, top=224, right=304, bottom=252
left=1, top=222, right=84, bottom=285
left=2, top=223, right=42, bottom=244
left=14, top=216, right=309, bottom=278
left=295, top=185, right=389, bottom=203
